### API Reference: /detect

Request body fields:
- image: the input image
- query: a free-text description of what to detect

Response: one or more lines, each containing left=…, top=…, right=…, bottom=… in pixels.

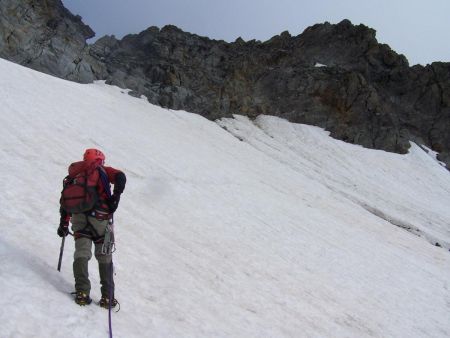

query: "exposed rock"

left=0, top=0, right=105, bottom=82
left=0, top=1, right=449, bottom=168
left=90, top=20, right=449, bottom=166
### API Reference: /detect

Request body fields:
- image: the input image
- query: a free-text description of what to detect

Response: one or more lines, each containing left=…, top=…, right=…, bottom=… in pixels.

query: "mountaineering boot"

left=99, top=262, right=115, bottom=302
left=74, top=291, right=92, bottom=306
left=99, top=295, right=118, bottom=309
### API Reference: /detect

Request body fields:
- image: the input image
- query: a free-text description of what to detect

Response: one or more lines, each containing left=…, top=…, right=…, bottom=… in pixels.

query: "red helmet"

left=83, top=148, right=105, bottom=164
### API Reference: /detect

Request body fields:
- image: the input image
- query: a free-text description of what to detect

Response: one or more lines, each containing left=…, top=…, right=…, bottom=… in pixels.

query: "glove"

left=57, top=225, right=69, bottom=237
left=107, top=194, right=121, bottom=213
left=57, top=212, right=70, bottom=237
left=57, top=221, right=69, bottom=237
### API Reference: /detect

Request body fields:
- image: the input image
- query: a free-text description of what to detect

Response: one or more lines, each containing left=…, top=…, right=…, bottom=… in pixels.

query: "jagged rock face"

left=93, top=21, right=449, bottom=165
left=0, top=0, right=105, bottom=82
left=1, top=1, right=449, bottom=168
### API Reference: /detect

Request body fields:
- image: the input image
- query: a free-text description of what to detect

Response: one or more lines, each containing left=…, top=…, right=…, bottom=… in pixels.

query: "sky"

left=1, top=57, right=450, bottom=337
left=61, top=0, right=450, bottom=66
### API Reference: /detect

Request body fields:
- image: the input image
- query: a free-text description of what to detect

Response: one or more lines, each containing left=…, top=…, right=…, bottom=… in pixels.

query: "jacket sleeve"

left=113, top=172, right=126, bottom=195
left=59, top=206, right=71, bottom=221
left=105, top=167, right=126, bottom=195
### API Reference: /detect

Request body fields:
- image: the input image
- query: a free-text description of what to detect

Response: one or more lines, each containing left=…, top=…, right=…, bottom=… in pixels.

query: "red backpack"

left=60, top=163, right=101, bottom=214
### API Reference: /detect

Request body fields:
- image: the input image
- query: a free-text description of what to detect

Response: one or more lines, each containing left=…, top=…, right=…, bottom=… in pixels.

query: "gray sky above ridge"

left=62, top=0, right=450, bottom=66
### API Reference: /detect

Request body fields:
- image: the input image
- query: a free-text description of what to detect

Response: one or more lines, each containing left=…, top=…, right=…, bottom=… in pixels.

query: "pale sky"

left=62, top=0, right=450, bottom=66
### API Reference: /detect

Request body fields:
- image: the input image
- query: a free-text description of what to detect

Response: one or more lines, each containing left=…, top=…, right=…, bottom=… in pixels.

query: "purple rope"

left=108, top=261, right=113, bottom=338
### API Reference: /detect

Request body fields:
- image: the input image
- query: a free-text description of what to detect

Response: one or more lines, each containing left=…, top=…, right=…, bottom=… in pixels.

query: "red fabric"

left=103, top=166, right=122, bottom=184
left=68, top=160, right=123, bottom=201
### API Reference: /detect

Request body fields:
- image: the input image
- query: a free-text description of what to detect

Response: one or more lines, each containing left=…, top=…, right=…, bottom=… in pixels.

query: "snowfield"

left=1, top=58, right=450, bottom=338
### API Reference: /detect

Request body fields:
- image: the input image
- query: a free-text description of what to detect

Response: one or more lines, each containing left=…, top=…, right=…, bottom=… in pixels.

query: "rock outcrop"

left=0, top=0, right=104, bottom=82
left=1, top=1, right=449, bottom=167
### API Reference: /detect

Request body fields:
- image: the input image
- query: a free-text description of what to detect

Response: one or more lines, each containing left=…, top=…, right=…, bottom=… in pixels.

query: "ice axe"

left=57, top=232, right=73, bottom=271
left=57, top=236, right=65, bottom=272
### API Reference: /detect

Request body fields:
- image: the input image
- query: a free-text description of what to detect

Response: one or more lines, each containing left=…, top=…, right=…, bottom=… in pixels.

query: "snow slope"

left=1, top=58, right=450, bottom=337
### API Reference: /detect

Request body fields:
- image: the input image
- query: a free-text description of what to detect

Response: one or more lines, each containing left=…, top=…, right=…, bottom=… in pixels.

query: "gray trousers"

left=71, top=213, right=114, bottom=297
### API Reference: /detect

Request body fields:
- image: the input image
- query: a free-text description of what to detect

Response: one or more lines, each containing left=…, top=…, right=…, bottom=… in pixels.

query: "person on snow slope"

left=57, top=148, right=126, bottom=307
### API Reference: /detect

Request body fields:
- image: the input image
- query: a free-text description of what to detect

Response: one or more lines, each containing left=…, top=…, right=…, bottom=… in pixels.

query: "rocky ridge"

left=0, top=0, right=105, bottom=82
left=1, top=0, right=449, bottom=167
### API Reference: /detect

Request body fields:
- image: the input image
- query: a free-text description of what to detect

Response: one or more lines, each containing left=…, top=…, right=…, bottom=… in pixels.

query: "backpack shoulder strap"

left=98, top=167, right=112, bottom=198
